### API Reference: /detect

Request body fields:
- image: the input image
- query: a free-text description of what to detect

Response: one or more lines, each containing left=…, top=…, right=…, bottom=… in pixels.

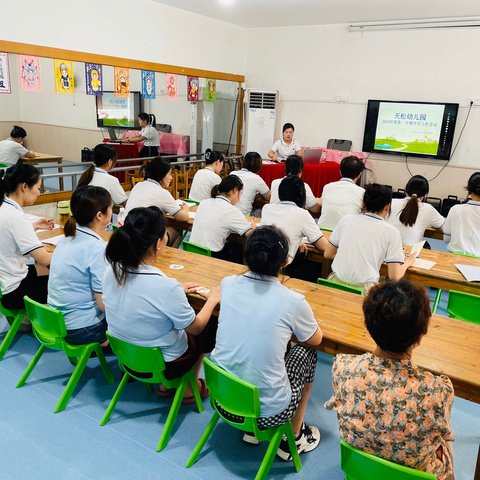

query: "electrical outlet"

left=468, top=98, right=480, bottom=105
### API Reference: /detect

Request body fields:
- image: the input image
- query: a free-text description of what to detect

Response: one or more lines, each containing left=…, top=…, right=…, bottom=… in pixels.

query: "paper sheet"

left=189, top=212, right=196, bottom=219
left=413, top=258, right=436, bottom=270
left=41, top=234, right=64, bottom=246
left=455, top=264, right=480, bottom=282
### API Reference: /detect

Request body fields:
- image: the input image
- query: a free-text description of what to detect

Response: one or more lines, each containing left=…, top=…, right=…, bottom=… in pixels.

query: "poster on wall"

left=165, top=73, right=178, bottom=101
left=187, top=76, right=199, bottom=102
left=206, top=78, right=216, bottom=103
left=19, top=54, right=42, bottom=92
left=85, top=63, right=103, bottom=96
left=142, top=70, right=155, bottom=99
left=114, top=67, right=130, bottom=97
left=54, top=59, right=74, bottom=94
left=0, top=52, right=11, bottom=94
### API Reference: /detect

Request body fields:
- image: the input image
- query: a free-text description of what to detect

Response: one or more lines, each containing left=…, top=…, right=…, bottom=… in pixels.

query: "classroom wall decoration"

left=19, top=54, right=42, bottom=92
left=142, top=70, right=155, bottom=99
left=0, top=52, right=11, bottom=94
left=187, top=75, right=199, bottom=102
left=165, top=73, right=178, bottom=101
left=85, top=63, right=103, bottom=96
left=54, top=59, right=74, bottom=94
left=114, top=67, right=130, bottom=97
left=206, top=78, right=216, bottom=103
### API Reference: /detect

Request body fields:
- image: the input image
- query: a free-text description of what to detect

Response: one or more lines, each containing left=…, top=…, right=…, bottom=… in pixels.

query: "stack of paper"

left=455, top=264, right=480, bottom=282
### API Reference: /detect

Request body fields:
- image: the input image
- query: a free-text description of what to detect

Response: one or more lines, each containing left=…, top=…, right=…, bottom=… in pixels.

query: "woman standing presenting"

left=268, top=123, right=302, bottom=162
left=0, top=126, right=35, bottom=165
left=122, top=113, right=160, bottom=158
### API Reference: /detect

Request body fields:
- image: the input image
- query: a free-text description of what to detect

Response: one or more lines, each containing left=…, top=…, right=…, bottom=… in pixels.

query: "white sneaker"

left=276, top=423, right=321, bottom=461
left=242, top=432, right=261, bottom=445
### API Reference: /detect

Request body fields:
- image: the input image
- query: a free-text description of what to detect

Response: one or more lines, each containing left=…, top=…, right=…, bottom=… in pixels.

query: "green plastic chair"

left=340, top=440, right=436, bottom=479
left=431, top=288, right=443, bottom=315
left=320, top=227, right=333, bottom=232
left=446, top=290, right=480, bottom=325
left=17, top=296, right=114, bottom=413
left=182, top=240, right=212, bottom=257
left=184, top=199, right=200, bottom=206
left=317, top=278, right=364, bottom=296
left=0, top=289, right=27, bottom=361
left=186, top=358, right=302, bottom=480
left=100, top=332, right=203, bottom=451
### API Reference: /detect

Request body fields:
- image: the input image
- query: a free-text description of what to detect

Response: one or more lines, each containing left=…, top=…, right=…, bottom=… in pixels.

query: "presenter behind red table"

left=268, top=123, right=302, bottom=162
left=121, top=113, right=160, bottom=158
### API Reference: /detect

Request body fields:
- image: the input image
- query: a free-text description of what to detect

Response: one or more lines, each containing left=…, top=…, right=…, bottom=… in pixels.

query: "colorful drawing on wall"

left=206, top=78, right=216, bottom=103
left=19, top=55, right=42, bottom=92
left=142, top=70, right=155, bottom=99
left=165, top=74, right=178, bottom=101
left=0, top=52, right=11, bottom=94
left=54, top=59, right=74, bottom=94
left=114, top=67, right=130, bottom=97
left=85, top=63, right=103, bottom=96
left=187, top=76, right=199, bottom=102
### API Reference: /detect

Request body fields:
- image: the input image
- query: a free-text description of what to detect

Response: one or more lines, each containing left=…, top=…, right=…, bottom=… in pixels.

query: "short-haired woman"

left=0, top=126, right=35, bottom=165
left=268, top=123, right=302, bottom=162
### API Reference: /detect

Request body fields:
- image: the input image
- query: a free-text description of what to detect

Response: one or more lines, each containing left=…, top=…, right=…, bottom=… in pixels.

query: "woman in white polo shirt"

left=48, top=186, right=112, bottom=347
left=0, top=162, right=53, bottom=309
left=103, top=206, right=220, bottom=402
left=324, top=183, right=416, bottom=294
left=121, top=113, right=160, bottom=157
left=189, top=149, right=223, bottom=202
left=231, top=151, right=271, bottom=216
left=444, top=172, right=480, bottom=256
left=268, top=123, right=302, bottom=162
left=126, top=157, right=189, bottom=248
left=387, top=175, right=445, bottom=246
left=0, top=126, right=35, bottom=165
left=190, top=174, right=256, bottom=264
left=77, top=143, right=127, bottom=207
left=211, top=226, right=322, bottom=460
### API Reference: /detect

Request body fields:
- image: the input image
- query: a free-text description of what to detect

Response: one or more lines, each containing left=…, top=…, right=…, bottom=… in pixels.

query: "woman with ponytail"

left=121, top=112, right=160, bottom=157
left=103, top=206, right=220, bottom=401
left=387, top=175, right=444, bottom=246
left=77, top=144, right=127, bottom=206
left=0, top=161, right=53, bottom=309
left=210, top=226, right=322, bottom=460
left=189, top=149, right=224, bottom=202
left=0, top=125, right=35, bottom=165
left=190, top=174, right=256, bottom=263
left=444, top=172, right=480, bottom=256
left=47, top=186, right=112, bottom=346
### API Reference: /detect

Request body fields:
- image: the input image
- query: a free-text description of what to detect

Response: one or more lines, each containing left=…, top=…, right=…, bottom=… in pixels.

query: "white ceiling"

left=153, top=0, right=480, bottom=28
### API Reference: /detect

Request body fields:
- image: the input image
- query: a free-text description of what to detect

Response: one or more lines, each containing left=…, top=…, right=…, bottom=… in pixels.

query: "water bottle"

left=117, top=207, right=126, bottom=227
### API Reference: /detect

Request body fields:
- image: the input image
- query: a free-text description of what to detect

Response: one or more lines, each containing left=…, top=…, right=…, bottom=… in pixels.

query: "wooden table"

left=22, top=152, right=64, bottom=191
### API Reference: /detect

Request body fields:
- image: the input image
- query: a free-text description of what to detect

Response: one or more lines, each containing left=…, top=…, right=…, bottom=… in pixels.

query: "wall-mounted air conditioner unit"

left=244, top=89, right=279, bottom=157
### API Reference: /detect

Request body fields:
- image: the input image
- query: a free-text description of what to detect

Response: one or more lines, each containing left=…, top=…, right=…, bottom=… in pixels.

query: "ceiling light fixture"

left=349, top=18, right=480, bottom=32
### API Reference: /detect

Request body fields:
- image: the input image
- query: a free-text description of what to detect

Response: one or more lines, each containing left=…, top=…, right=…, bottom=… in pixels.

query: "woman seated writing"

left=48, top=186, right=112, bottom=348
left=325, top=280, right=455, bottom=479
left=211, top=226, right=323, bottom=460
left=103, top=206, right=220, bottom=401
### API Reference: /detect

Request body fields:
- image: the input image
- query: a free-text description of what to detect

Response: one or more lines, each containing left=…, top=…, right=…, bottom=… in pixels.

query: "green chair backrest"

left=320, top=227, right=333, bottom=232
left=23, top=296, right=68, bottom=350
left=453, top=251, right=480, bottom=259
left=446, top=290, right=480, bottom=325
left=182, top=240, right=211, bottom=257
left=204, top=358, right=261, bottom=427
left=106, top=332, right=167, bottom=382
left=340, top=440, right=436, bottom=479
left=185, top=199, right=200, bottom=206
left=317, top=278, right=364, bottom=296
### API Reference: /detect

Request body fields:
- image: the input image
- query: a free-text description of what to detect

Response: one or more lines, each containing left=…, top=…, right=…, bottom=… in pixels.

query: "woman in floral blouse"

left=325, top=280, right=455, bottom=479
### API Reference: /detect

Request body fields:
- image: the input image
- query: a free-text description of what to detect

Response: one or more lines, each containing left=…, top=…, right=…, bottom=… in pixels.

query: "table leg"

left=58, top=162, right=64, bottom=191
left=474, top=441, right=480, bottom=480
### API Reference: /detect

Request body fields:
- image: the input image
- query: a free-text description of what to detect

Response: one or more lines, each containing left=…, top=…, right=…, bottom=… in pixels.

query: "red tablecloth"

left=103, top=140, right=139, bottom=182
left=259, top=162, right=341, bottom=197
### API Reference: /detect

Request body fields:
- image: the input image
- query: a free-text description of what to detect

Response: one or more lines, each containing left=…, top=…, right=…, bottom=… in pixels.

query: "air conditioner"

left=244, top=89, right=279, bottom=157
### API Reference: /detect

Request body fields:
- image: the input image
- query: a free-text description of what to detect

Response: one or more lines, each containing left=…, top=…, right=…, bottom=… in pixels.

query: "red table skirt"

left=103, top=140, right=139, bottom=183
left=259, top=162, right=341, bottom=197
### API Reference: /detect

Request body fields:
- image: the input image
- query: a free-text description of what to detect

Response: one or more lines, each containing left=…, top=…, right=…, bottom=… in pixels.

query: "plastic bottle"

left=117, top=207, right=126, bottom=227
left=58, top=200, right=71, bottom=227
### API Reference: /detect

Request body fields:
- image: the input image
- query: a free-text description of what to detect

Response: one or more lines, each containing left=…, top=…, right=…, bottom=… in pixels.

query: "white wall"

left=245, top=23, right=480, bottom=197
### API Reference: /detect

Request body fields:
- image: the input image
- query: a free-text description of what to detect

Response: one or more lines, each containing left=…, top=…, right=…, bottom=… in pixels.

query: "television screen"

left=362, top=100, right=459, bottom=161
left=96, top=91, right=142, bottom=129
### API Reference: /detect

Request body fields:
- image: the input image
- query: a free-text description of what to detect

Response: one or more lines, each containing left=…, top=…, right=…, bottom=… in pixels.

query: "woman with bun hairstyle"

left=189, top=149, right=224, bottom=202
left=444, top=172, right=480, bottom=256
left=0, top=161, right=53, bottom=309
left=77, top=143, right=127, bottom=207
left=48, top=186, right=112, bottom=347
left=231, top=151, right=270, bottom=216
left=121, top=113, right=160, bottom=157
left=0, top=125, right=35, bottom=165
left=211, top=226, right=322, bottom=461
left=190, top=174, right=256, bottom=263
left=126, top=157, right=189, bottom=248
left=387, top=175, right=444, bottom=246
left=103, top=206, right=220, bottom=401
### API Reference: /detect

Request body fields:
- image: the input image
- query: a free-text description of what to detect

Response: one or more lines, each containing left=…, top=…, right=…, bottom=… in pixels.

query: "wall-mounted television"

left=362, top=100, right=459, bottom=161
left=96, top=91, right=142, bottom=129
